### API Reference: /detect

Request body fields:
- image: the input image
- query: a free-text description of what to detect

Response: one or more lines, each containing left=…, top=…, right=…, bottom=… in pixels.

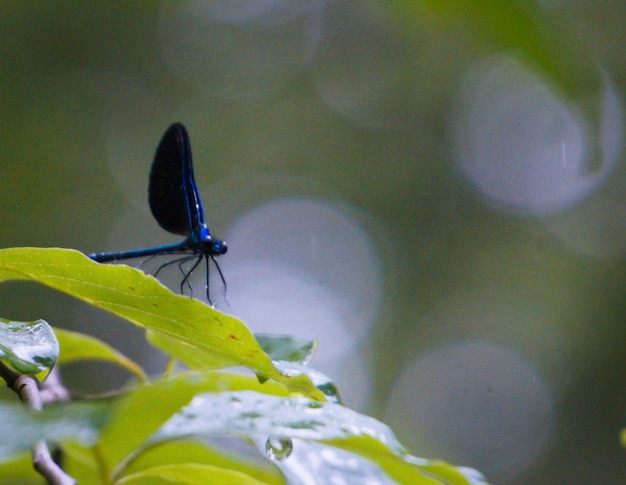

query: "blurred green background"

left=1, top=1, right=626, bottom=483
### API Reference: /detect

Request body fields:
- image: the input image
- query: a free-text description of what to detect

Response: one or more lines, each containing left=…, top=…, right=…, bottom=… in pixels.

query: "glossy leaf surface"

left=0, top=248, right=320, bottom=398
left=0, top=317, right=58, bottom=376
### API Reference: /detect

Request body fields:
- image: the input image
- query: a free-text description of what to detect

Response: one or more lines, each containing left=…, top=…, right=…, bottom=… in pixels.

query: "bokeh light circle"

left=452, top=55, right=620, bottom=214
left=217, top=198, right=381, bottom=407
left=385, top=340, right=554, bottom=481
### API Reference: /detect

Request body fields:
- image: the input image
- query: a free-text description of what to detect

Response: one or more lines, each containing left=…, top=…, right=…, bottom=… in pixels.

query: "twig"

left=40, top=366, right=72, bottom=404
left=0, top=363, right=75, bottom=485
left=32, top=440, right=74, bottom=485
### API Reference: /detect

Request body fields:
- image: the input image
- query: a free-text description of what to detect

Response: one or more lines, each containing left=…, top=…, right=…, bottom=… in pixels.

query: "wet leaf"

left=255, top=334, right=317, bottom=365
left=148, top=387, right=483, bottom=484
left=271, top=360, right=342, bottom=404
left=0, top=399, right=115, bottom=461
left=98, top=371, right=289, bottom=475
left=0, top=317, right=58, bottom=376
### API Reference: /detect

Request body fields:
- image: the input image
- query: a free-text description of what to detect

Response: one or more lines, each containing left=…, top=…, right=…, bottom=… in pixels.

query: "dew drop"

left=265, top=435, right=293, bottom=462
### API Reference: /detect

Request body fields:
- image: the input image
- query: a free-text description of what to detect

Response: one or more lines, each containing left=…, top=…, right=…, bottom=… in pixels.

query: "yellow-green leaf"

left=116, top=464, right=269, bottom=485
left=121, top=440, right=284, bottom=485
left=100, top=371, right=290, bottom=476
left=0, top=450, right=41, bottom=483
left=327, top=436, right=476, bottom=485
left=55, top=327, right=147, bottom=381
left=0, top=248, right=320, bottom=398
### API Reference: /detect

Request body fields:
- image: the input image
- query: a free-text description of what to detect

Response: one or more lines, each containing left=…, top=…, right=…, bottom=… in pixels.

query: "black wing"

left=148, top=123, right=205, bottom=236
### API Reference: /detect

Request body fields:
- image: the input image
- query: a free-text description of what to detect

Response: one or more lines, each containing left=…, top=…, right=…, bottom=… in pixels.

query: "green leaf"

left=61, top=442, right=102, bottom=484
left=99, top=371, right=290, bottom=478
left=92, top=371, right=480, bottom=484
left=0, top=317, right=58, bottom=376
left=272, top=360, right=342, bottom=404
left=55, top=327, right=147, bottom=381
left=146, top=331, right=249, bottom=371
left=0, top=248, right=321, bottom=398
left=0, top=450, right=41, bottom=483
left=116, top=464, right=269, bottom=485
left=0, top=249, right=485, bottom=483
left=327, top=436, right=478, bottom=485
left=121, top=440, right=284, bottom=485
left=0, top=399, right=115, bottom=461
left=266, top=439, right=471, bottom=485
left=154, top=390, right=407, bottom=449
left=255, top=334, right=317, bottom=365
left=0, top=370, right=483, bottom=484
left=149, top=389, right=481, bottom=484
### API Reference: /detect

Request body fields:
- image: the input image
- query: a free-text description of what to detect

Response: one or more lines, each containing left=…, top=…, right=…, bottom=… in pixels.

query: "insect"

left=89, top=123, right=227, bottom=305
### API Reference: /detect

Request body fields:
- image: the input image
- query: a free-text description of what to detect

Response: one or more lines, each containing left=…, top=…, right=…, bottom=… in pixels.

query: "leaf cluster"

left=0, top=248, right=484, bottom=484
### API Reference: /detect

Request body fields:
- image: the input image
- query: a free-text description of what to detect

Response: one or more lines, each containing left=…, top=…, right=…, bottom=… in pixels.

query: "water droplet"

left=265, top=435, right=293, bottom=462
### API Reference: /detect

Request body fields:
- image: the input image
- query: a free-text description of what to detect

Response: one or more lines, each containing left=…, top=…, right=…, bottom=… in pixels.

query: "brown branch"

left=0, top=362, right=75, bottom=485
